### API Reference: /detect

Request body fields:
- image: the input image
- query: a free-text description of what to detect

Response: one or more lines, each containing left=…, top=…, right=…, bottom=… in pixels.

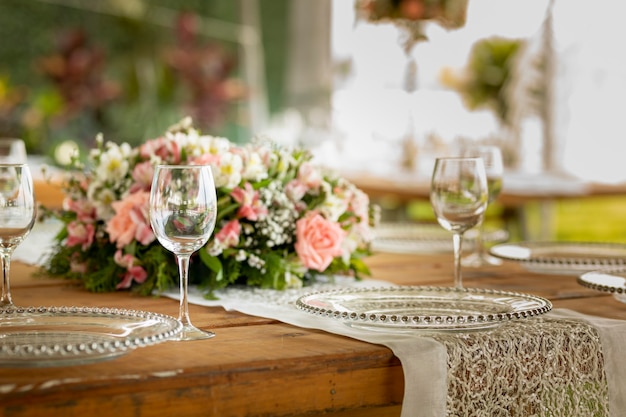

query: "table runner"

left=163, top=281, right=626, bottom=417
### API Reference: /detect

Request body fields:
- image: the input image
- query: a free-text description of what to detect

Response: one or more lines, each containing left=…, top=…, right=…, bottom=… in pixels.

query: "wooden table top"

left=2, top=252, right=625, bottom=417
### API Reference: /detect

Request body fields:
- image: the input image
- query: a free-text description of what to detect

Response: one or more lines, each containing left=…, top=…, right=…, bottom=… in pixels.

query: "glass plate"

left=372, top=223, right=509, bottom=254
left=0, top=306, right=182, bottom=367
left=578, top=269, right=626, bottom=304
left=489, top=241, right=626, bottom=274
left=296, top=286, right=552, bottom=332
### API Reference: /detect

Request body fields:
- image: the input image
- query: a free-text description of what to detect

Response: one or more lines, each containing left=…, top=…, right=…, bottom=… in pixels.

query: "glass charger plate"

left=296, top=286, right=552, bottom=332
left=578, top=269, right=626, bottom=304
left=489, top=241, right=626, bottom=274
left=0, top=306, right=182, bottom=367
left=372, top=223, right=509, bottom=254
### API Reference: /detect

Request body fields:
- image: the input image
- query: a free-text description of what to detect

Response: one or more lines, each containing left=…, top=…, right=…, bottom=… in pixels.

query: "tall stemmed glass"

left=0, top=164, right=36, bottom=307
left=430, top=157, right=488, bottom=289
left=460, top=145, right=504, bottom=267
left=150, top=165, right=217, bottom=341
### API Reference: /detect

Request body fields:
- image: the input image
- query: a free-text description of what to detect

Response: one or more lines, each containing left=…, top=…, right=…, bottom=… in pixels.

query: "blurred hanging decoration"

left=355, top=0, right=468, bottom=52
left=165, top=11, right=246, bottom=133
left=354, top=0, right=468, bottom=171
left=449, top=37, right=523, bottom=125
left=440, top=33, right=547, bottom=168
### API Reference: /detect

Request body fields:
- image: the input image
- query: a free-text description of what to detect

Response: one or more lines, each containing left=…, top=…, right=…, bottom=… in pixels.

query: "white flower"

left=95, top=142, right=132, bottom=183
left=284, top=271, right=303, bottom=289
left=87, top=183, right=117, bottom=220
left=319, top=191, right=349, bottom=222
left=213, top=152, right=243, bottom=189
left=242, top=150, right=268, bottom=182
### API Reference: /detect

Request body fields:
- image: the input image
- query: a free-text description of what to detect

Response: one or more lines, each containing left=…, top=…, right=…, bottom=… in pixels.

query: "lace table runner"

left=163, top=281, right=626, bottom=417
left=434, top=318, right=607, bottom=416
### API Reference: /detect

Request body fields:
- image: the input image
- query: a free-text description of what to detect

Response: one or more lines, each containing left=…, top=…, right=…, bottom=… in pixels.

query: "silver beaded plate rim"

left=0, top=306, right=183, bottom=367
left=577, top=269, right=626, bottom=295
left=490, top=241, right=626, bottom=274
left=296, top=286, right=553, bottom=332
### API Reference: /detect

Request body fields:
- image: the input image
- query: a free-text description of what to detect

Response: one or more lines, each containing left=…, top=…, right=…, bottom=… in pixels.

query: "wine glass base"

left=175, top=324, right=216, bottom=341
left=462, top=252, right=503, bottom=268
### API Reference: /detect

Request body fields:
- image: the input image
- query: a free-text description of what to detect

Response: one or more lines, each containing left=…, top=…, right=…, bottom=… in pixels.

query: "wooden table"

left=2, top=253, right=625, bottom=417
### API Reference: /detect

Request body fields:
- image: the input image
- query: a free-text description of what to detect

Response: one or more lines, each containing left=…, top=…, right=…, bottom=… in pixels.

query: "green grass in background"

left=386, top=196, right=626, bottom=243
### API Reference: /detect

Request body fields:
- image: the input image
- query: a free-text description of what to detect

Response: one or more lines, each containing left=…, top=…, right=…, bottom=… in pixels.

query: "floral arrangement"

left=44, top=118, right=378, bottom=296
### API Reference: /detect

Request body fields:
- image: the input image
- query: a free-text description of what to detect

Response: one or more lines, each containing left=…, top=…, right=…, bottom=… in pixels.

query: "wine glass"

left=0, top=164, right=37, bottom=307
left=150, top=165, right=217, bottom=341
left=0, top=138, right=27, bottom=164
left=460, top=145, right=504, bottom=267
left=430, top=157, right=488, bottom=289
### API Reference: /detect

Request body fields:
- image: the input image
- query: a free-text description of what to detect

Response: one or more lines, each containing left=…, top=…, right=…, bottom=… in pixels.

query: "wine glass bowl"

left=459, top=145, right=504, bottom=267
left=150, top=165, right=217, bottom=341
left=430, top=157, right=488, bottom=289
left=0, top=164, right=37, bottom=307
left=0, top=138, right=27, bottom=164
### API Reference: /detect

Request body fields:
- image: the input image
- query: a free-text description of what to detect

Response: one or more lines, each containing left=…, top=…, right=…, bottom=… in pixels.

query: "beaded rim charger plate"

left=372, top=223, right=509, bottom=254
left=296, top=287, right=552, bottom=332
left=489, top=241, right=626, bottom=274
left=578, top=269, right=626, bottom=304
left=0, top=306, right=182, bottom=367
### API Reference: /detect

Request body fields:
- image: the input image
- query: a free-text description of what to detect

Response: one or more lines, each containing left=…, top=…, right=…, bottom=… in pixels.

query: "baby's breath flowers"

left=45, top=118, right=378, bottom=295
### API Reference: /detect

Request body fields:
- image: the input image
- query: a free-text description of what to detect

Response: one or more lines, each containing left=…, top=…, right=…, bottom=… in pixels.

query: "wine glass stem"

left=176, top=254, right=193, bottom=327
left=452, top=232, right=463, bottom=289
left=1, top=251, right=13, bottom=307
left=475, top=223, right=485, bottom=259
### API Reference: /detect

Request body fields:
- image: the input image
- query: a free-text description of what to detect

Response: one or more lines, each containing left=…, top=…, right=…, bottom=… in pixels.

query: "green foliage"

left=459, top=37, right=523, bottom=125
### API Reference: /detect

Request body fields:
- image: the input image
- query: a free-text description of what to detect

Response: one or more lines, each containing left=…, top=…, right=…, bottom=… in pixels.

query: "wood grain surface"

left=1, top=250, right=624, bottom=417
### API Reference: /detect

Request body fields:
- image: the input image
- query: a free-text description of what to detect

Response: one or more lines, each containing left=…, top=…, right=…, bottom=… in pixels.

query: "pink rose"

left=294, top=212, right=346, bottom=272
left=215, top=219, right=241, bottom=248
left=66, top=221, right=95, bottom=250
left=106, top=191, right=155, bottom=248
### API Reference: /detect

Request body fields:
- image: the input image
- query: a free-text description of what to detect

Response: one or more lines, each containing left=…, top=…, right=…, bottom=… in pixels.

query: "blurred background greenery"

left=0, top=0, right=293, bottom=160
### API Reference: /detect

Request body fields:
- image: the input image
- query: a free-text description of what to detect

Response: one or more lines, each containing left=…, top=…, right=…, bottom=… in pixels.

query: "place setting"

left=297, top=154, right=552, bottom=333
left=489, top=241, right=626, bottom=275
left=0, top=162, right=183, bottom=368
left=577, top=268, right=626, bottom=304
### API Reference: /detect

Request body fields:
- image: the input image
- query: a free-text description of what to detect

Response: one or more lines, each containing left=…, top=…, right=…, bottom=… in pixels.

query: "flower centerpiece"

left=44, top=118, right=378, bottom=296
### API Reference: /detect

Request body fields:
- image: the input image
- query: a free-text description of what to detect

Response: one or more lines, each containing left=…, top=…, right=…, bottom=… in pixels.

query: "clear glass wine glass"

left=430, top=157, right=488, bottom=289
left=460, top=145, right=504, bottom=267
left=0, top=164, right=37, bottom=307
left=150, top=165, right=217, bottom=341
left=0, top=138, right=27, bottom=164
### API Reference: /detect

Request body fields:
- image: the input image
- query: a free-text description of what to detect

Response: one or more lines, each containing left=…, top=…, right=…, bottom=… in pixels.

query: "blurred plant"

left=165, top=11, right=246, bottom=133
left=441, top=37, right=523, bottom=126
left=0, top=75, right=27, bottom=137
left=38, top=29, right=121, bottom=127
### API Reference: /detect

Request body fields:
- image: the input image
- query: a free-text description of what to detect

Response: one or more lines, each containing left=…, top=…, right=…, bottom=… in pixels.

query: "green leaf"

left=199, top=249, right=223, bottom=282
